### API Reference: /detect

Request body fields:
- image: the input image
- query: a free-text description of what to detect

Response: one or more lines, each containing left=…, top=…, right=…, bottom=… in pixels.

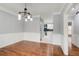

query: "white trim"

left=24, top=32, right=63, bottom=46
left=0, top=32, right=23, bottom=48
left=60, top=4, right=68, bottom=14
left=23, top=32, right=40, bottom=42
left=0, top=6, right=16, bottom=16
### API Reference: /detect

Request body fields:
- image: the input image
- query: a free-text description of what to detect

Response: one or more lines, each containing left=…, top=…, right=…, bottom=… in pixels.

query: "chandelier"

left=18, top=3, right=33, bottom=22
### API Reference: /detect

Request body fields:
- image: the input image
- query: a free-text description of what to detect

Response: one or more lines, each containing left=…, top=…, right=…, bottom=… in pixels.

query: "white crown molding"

left=0, top=4, right=66, bottom=17
left=60, top=4, right=68, bottom=14
left=0, top=5, right=42, bottom=18
left=0, top=5, right=17, bottom=16
left=63, top=4, right=73, bottom=15
left=52, top=12, right=61, bottom=15
left=0, top=3, right=70, bottom=18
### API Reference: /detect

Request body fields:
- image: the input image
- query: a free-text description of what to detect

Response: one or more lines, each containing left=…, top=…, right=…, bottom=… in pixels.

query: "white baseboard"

left=23, top=32, right=40, bottom=42
left=0, top=32, right=63, bottom=47
left=42, top=33, right=63, bottom=46
left=72, top=34, right=79, bottom=48
left=24, top=32, right=63, bottom=46
left=0, top=32, right=23, bottom=48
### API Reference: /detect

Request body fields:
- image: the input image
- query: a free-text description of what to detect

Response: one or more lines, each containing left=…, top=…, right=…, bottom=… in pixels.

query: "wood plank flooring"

left=0, top=40, right=64, bottom=56
left=69, top=44, right=79, bottom=56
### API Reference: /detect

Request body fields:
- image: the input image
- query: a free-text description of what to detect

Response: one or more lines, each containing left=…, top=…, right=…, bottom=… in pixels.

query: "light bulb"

left=30, top=18, right=33, bottom=21
left=27, top=15, right=31, bottom=19
left=72, top=8, right=75, bottom=11
left=18, top=13, right=21, bottom=20
left=25, top=18, right=27, bottom=22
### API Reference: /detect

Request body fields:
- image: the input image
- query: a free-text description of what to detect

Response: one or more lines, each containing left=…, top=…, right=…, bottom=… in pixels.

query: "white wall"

left=73, top=14, right=79, bottom=47
left=0, top=10, right=24, bottom=48
left=74, top=14, right=79, bottom=34
left=42, top=33, right=63, bottom=45
left=23, top=15, right=64, bottom=46
left=0, top=11, right=23, bottom=33
left=24, top=32, right=40, bottom=42
left=24, top=16, right=40, bottom=33
left=53, top=14, right=64, bottom=34
left=23, top=16, right=40, bottom=42
left=53, top=14, right=64, bottom=46
left=0, top=32, right=23, bottom=48
left=41, top=14, right=64, bottom=46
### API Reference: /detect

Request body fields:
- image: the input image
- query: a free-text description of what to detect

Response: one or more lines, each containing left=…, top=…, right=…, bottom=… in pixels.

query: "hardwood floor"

left=69, top=44, right=79, bottom=56
left=0, top=40, right=64, bottom=56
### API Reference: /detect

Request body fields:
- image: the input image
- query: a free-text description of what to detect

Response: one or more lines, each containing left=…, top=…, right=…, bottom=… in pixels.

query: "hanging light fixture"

left=18, top=3, right=33, bottom=22
left=25, top=17, right=28, bottom=22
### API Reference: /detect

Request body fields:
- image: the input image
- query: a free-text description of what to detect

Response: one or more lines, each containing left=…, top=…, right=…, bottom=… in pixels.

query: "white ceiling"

left=0, top=3, right=67, bottom=19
